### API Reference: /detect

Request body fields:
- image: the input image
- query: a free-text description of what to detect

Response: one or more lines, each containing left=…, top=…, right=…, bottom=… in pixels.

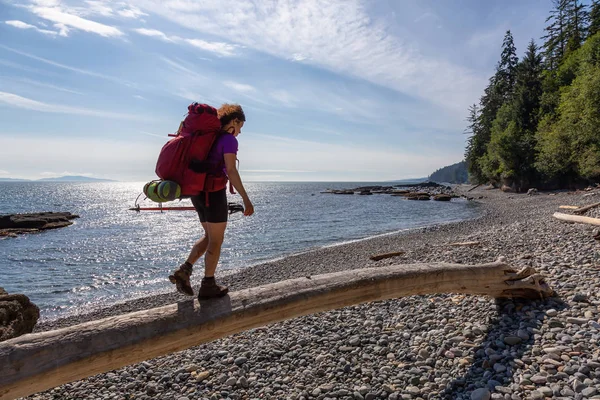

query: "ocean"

left=0, top=181, right=480, bottom=320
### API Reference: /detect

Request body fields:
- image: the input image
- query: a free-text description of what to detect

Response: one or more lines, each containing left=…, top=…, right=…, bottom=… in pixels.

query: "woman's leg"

left=203, top=221, right=227, bottom=277
left=170, top=197, right=208, bottom=296
left=186, top=223, right=209, bottom=265
left=197, top=188, right=230, bottom=299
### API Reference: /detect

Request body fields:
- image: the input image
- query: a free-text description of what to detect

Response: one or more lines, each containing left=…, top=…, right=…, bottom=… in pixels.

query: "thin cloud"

left=184, top=38, right=236, bottom=57
left=139, top=130, right=166, bottom=138
left=29, top=0, right=60, bottom=6
left=304, top=125, right=342, bottom=136
left=24, top=1, right=146, bottom=21
left=269, top=90, right=296, bottom=107
left=118, top=7, right=147, bottom=19
left=291, top=53, right=308, bottom=62
left=223, top=81, right=256, bottom=93
left=134, top=0, right=485, bottom=112
left=0, top=59, right=60, bottom=77
left=133, top=28, right=173, bottom=42
left=5, top=19, right=57, bottom=35
left=467, top=26, right=507, bottom=50
left=40, top=171, right=93, bottom=177
left=29, top=5, right=123, bottom=37
left=133, top=28, right=237, bottom=56
left=0, top=44, right=135, bottom=86
left=6, top=77, right=84, bottom=95
left=160, top=56, right=206, bottom=78
left=414, top=12, right=440, bottom=24
left=84, top=1, right=114, bottom=17
left=0, top=91, right=145, bottom=120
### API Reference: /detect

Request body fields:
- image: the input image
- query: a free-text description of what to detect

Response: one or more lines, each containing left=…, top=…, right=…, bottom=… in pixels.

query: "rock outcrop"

left=433, top=194, right=453, bottom=201
left=406, top=193, right=431, bottom=200
left=0, top=212, right=79, bottom=237
left=321, top=182, right=456, bottom=199
left=0, top=287, right=40, bottom=341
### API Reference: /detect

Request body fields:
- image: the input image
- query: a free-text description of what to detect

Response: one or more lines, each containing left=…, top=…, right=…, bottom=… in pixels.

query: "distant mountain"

left=429, top=161, right=469, bottom=184
left=36, top=175, right=116, bottom=182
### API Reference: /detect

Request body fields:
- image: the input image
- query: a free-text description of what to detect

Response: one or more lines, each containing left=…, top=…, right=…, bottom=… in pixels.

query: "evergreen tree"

left=537, top=33, right=600, bottom=183
left=465, top=2, right=600, bottom=189
left=590, top=1, right=600, bottom=37
left=543, top=1, right=589, bottom=67
left=564, top=0, right=589, bottom=55
left=540, top=1, right=588, bottom=118
left=464, top=104, right=485, bottom=182
left=543, top=0, right=569, bottom=70
left=512, top=40, right=544, bottom=132
left=496, top=30, right=519, bottom=101
left=465, top=32, right=519, bottom=184
left=481, top=40, right=543, bottom=190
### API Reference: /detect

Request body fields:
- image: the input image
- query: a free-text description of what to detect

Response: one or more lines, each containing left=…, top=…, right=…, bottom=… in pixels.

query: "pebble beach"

left=26, top=186, right=600, bottom=400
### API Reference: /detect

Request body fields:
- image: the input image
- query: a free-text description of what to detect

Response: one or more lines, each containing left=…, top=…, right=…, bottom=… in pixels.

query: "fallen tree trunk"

left=0, top=262, right=553, bottom=400
left=447, top=241, right=481, bottom=246
left=553, top=212, right=600, bottom=226
left=369, top=251, right=405, bottom=261
left=573, top=201, right=600, bottom=215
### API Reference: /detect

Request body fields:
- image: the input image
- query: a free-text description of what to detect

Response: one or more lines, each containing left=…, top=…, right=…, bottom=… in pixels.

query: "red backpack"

left=155, top=103, right=228, bottom=196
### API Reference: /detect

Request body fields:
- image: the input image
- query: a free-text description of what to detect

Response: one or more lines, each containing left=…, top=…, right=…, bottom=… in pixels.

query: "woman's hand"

left=243, top=199, right=254, bottom=216
left=225, top=153, right=254, bottom=216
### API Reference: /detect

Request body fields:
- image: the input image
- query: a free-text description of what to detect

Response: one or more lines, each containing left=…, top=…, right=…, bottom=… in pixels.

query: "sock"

left=183, top=261, right=193, bottom=269
left=203, top=276, right=215, bottom=281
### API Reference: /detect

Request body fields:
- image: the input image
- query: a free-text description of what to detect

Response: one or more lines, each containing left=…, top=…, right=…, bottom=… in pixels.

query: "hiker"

left=169, top=103, right=254, bottom=299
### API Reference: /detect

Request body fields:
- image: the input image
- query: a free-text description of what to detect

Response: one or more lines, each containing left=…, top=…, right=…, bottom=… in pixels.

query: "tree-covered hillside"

left=429, top=161, right=469, bottom=184
left=465, top=0, right=600, bottom=191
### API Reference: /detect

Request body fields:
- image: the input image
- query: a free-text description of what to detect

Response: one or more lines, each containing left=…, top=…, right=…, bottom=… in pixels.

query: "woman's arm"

left=224, top=153, right=254, bottom=216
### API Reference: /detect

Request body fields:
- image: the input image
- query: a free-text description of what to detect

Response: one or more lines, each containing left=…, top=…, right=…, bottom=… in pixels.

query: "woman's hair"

left=218, top=103, right=245, bottom=127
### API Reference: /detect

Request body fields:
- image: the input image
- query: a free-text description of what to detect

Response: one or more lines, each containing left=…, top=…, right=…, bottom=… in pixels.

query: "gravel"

left=25, top=186, right=600, bottom=400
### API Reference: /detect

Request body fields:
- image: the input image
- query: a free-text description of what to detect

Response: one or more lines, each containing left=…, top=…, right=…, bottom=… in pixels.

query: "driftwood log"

left=369, top=251, right=405, bottom=261
left=0, top=261, right=553, bottom=400
left=573, top=201, right=600, bottom=215
left=553, top=212, right=600, bottom=226
left=447, top=241, right=481, bottom=247
left=559, top=205, right=580, bottom=210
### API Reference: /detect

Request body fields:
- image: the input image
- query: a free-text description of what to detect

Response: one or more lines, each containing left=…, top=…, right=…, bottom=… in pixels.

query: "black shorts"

left=190, top=188, right=228, bottom=223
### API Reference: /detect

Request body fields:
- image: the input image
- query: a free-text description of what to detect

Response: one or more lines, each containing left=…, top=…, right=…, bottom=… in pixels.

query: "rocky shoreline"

left=25, top=186, right=600, bottom=400
left=320, top=182, right=455, bottom=201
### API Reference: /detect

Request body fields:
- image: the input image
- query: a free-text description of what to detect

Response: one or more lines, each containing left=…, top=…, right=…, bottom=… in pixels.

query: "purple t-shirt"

left=207, top=133, right=238, bottom=176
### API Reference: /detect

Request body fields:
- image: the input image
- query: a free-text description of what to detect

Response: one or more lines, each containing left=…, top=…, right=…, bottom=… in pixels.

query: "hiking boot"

left=198, top=277, right=228, bottom=300
left=168, top=262, right=194, bottom=296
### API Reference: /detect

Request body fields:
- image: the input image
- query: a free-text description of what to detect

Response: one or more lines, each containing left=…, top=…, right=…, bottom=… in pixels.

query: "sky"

left=0, top=0, right=551, bottom=182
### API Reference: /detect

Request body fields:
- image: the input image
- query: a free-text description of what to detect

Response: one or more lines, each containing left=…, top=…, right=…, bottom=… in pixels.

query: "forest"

left=465, top=0, right=600, bottom=191
left=429, top=161, right=468, bottom=184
